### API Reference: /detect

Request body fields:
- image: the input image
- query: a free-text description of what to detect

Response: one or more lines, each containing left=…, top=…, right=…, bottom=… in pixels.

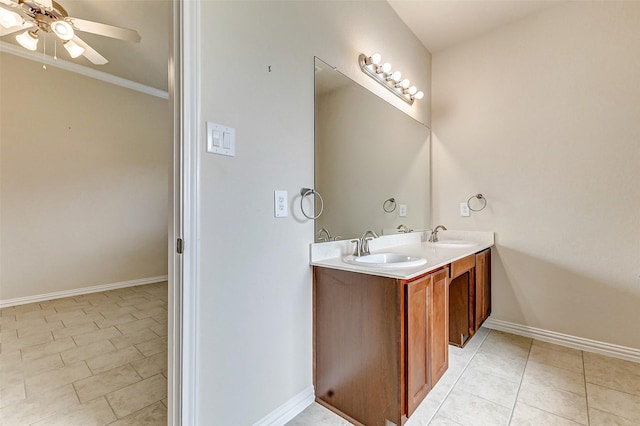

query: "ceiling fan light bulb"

left=52, top=20, right=74, bottom=41
left=16, top=30, right=38, bottom=51
left=0, top=9, right=22, bottom=29
left=63, top=40, right=84, bottom=58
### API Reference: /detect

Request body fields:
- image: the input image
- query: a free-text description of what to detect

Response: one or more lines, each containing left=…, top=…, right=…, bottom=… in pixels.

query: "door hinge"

left=177, top=238, right=184, bottom=254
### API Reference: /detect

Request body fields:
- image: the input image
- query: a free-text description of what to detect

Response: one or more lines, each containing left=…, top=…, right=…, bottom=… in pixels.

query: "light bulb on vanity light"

left=401, top=79, right=410, bottom=89
left=371, top=53, right=381, bottom=65
left=391, top=71, right=402, bottom=82
left=408, top=86, right=418, bottom=95
left=414, top=91, right=424, bottom=100
left=63, top=39, right=84, bottom=58
left=16, top=30, right=38, bottom=51
left=381, top=62, right=392, bottom=73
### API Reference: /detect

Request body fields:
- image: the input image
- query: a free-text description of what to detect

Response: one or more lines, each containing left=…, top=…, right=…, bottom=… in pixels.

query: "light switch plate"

left=460, top=202, right=470, bottom=217
left=399, top=204, right=407, bottom=217
left=274, top=190, right=288, bottom=218
left=207, top=121, right=235, bottom=157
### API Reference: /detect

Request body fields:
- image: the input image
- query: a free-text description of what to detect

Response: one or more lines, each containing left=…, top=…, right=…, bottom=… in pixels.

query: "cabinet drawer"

left=451, top=254, right=475, bottom=279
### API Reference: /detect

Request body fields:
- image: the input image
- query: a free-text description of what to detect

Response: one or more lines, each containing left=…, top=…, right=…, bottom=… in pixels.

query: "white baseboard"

left=253, top=385, right=315, bottom=426
left=0, top=276, right=169, bottom=308
left=483, top=318, right=640, bottom=363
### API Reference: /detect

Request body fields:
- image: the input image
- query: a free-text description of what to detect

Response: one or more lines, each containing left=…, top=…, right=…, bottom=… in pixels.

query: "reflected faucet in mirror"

left=397, top=224, right=413, bottom=233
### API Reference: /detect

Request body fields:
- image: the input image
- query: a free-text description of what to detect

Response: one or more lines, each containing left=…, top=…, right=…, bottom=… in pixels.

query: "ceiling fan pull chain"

left=42, top=36, right=46, bottom=69
left=54, top=39, right=57, bottom=61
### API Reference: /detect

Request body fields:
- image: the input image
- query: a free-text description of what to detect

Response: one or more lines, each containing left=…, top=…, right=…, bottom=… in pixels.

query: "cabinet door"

left=406, top=274, right=431, bottom=417
left=430, top=268, right=449, bottom=386
left=475, top=249, right=491, bottom=329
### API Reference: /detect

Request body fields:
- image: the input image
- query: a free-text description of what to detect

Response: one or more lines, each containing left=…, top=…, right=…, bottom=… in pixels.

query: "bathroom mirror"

left=314, top=57, right=431, bottom=243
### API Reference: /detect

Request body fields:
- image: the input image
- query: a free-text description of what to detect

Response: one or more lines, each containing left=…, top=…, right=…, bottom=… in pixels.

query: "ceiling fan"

left=0, top=0, right=140, bottom=65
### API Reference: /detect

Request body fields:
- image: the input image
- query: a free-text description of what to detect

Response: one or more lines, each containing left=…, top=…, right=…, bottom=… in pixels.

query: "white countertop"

left=310, top=230, right=494, bottom=280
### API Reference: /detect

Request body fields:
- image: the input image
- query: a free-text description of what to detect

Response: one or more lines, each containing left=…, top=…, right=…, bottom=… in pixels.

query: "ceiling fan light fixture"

left=0, top=8, right=23, bottom=29
left=51, top=20, right=74, bottom=41
left=16, top=30, right=39, bottom=51
left=63, top=39, right=84, bottom=58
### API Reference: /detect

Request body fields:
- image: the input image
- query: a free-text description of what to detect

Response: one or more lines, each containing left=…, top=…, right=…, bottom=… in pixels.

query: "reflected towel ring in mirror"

left=383, top=197, right=397, bottom=213
left=467, top=194, right=487, bottom=212
left=300, top=188, right=324, bottom=220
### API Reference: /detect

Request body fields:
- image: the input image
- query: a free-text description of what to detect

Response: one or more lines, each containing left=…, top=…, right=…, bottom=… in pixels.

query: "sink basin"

left=343, top=253, right=427, bottom=269
left=430, top=240, right=478, bottom=248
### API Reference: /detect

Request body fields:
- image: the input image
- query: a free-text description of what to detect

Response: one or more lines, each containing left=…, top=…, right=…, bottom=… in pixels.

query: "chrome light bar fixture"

left=358, top=53, right=424, bottom=105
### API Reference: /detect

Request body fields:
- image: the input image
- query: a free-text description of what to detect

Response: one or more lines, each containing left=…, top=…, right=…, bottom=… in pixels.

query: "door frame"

left=170, top=0, right=200, bottom=424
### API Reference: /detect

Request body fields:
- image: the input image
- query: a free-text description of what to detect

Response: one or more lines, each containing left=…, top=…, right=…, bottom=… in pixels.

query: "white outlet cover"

left=274, top=190, right=288, bottom=218
left=460, top=202, right=470, bottom=217
left=399, top=204, right=407, bottom=217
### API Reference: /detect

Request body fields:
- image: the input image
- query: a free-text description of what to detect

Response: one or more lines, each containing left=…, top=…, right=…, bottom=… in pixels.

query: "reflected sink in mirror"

left=429, top=240, right=478, bottom=248
left=343, top=253, right=427, bottom=269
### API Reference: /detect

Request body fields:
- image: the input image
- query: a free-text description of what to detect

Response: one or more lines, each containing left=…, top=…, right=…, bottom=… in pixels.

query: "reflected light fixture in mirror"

left=358, top=53, right=424, bottom=105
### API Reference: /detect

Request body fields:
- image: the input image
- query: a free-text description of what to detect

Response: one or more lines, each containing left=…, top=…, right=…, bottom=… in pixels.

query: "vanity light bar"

left=358, top=53, right=424, bottom=105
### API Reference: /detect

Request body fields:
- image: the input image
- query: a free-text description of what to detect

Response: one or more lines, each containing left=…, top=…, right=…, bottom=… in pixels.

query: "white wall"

left=431, top=2, right=640, bottom=349
left=197, top=1, right=431, bottom=423
left=0, top=53, right=170, bottom=301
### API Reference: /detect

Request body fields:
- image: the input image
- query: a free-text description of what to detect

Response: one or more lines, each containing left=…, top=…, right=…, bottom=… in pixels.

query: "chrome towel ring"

left=383, top=197, right=397, bottom=213
left=300, top=188, right=324, bottom=220
left=467, top=194, right=487, bottom=212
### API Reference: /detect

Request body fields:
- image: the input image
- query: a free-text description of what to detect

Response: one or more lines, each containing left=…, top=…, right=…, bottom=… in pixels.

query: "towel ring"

left=383, top=197, right=396, bottom=213
left=300, top=188, right=324, bottom=220
left=467, top=194, right=487, bottom=212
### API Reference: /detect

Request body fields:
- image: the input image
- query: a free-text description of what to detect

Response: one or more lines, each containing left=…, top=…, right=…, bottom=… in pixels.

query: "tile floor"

left=289, top=327, right=640, bottom=426
left=0, top=282, right=168, bottom=425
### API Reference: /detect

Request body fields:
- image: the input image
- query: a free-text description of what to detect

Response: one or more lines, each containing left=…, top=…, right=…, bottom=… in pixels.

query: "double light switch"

left=207, top=121, right=235, bottom=157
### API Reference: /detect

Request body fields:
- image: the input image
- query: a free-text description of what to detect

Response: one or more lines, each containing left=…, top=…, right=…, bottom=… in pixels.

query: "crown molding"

left=0, top=41, right=169, bottom=100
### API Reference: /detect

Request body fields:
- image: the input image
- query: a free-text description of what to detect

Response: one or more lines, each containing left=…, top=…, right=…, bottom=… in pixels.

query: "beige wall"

left=431, top=2, right=640, bottom=349
left=197, top=1, right=431, bottom=423
left=0, top=53, right=170, bottom=301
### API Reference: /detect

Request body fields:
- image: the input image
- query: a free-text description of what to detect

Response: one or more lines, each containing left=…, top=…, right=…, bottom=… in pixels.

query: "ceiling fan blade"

left=35, top=0, right=52, bottom=8
left=70, top=17, right=141, bottom=43
left=0, top=21, right=32, bottom=36
left=0, top=0, right=19, bottom=7
left=71, top=35, right=108, bottom=65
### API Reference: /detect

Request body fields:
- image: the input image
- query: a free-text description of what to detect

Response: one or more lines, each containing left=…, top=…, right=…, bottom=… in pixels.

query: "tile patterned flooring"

left=289, top=327, right=640, bottom=426
left=0, top=282, right=168, bottom=425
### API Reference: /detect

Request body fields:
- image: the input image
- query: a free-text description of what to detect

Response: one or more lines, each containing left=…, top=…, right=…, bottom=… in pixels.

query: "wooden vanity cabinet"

left=314, top=266, right=449, bottom=425
left=475, top=248, right=491, bottom=328
left=448, top=249, right=492, bottom=347
left=406, top=267, right=448, bottom=417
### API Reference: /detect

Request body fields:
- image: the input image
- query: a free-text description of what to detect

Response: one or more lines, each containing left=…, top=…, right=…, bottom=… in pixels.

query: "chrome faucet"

left=317, top=228, right=332, bottom=242
left=359, top=230, right=379, bottom=256
left=429, top=225, right=447, bottom=243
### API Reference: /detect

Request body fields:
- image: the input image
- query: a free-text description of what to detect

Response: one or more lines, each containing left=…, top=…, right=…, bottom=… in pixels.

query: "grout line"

left=582, top=350, right=590, bottom=425
left=423, top=329, right=491, bottom=424
left=506, top=332, right=533, bottom=425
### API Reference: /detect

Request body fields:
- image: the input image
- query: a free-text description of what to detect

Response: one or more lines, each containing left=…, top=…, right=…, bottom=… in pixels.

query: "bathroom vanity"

left=311, top=231, right=492, bottom=426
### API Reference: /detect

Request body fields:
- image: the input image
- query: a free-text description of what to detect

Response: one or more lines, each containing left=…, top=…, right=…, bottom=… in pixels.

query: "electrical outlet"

left=399, top=204, right=407, bottom=217
left=460, top=202, right=470, bottom=217
left=274, top=190, right=288, bottom=218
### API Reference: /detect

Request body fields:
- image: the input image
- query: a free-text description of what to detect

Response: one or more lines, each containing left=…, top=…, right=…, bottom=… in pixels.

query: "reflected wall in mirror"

left=314, top=57, right=431, bottom=243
